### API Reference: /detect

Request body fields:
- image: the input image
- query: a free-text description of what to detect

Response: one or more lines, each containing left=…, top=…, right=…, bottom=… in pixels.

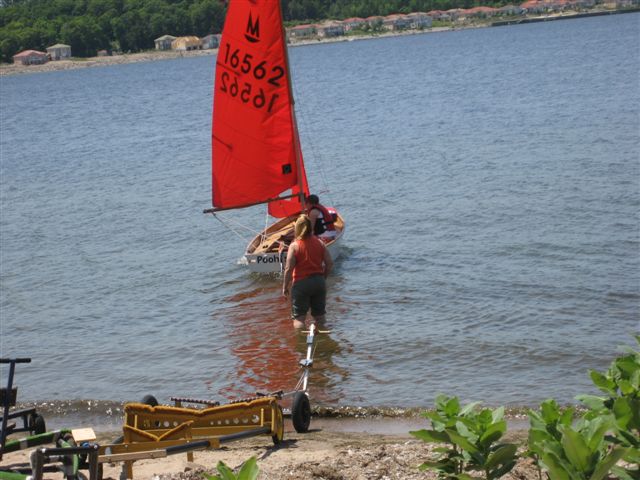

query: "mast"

left=280, top=11, right=307, bottom=209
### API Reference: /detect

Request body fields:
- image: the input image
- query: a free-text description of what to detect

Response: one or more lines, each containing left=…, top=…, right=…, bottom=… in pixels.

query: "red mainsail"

left=211, top=0, right=308, bottom=217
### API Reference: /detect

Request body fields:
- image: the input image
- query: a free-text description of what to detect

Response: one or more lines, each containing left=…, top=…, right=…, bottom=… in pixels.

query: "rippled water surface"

left=1, top=14, right=639, bottom=414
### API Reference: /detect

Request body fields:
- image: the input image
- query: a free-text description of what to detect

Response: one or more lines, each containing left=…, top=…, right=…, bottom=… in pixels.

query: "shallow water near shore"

left=1, top=13, right=639, bottom=424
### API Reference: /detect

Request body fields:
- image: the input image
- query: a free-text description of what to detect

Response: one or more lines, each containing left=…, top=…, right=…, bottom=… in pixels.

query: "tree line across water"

left=1, top=0, right=515, bottom=63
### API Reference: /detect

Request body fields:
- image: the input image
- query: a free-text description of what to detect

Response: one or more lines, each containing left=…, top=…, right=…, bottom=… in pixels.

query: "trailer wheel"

left=291, top=392, right=311, bottom=433
left=29, top=413, right=46, bottom=434
left=141, top=394, right=158, bottom=407
left=271, top=405, right=284, bottom=445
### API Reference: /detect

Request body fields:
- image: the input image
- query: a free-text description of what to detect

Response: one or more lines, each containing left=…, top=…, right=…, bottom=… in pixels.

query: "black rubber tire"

left=291, top=392, right=311, bottom=433
left=29, top=413, right=46, bottom=435
left=141, top=394, right=158, bottom=406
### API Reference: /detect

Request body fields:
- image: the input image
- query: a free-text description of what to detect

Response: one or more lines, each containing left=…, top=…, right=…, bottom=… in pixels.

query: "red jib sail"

left=212, top=0, right=308, bottom=217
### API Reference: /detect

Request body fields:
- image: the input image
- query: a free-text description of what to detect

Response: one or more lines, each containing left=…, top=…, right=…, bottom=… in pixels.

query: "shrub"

left=528, top=335, right=639, bottom=480
left=410, top=394, right=518, bottom=480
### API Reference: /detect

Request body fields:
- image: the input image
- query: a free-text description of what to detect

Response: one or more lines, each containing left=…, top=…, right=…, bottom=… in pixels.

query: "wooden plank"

left=72, top=428, right=97, bottom=442
left=99, top=449, right=167, bottom=463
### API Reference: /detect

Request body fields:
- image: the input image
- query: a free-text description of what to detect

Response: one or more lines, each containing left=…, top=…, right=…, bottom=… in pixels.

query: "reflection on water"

left=213, top=283, right=349, bottom=405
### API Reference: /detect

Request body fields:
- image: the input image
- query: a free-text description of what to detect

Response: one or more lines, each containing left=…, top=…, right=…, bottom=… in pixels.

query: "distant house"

left=427, top=10, right=452, bottom=21
left=201, top=34, right=221, bottom=49
left=520, top=1, right=547, bottom=13
left=498, top=4, right=526, bottom=15
left=463, top=6, right=499, bottom=17
left=446, top=8, right=465, bottom=20
left=316, top=22, right=345, bottom=38
left=288, top=24, right=316, bottom=39
left=46, top=43, right=71, bottom=60
left=365, top=16, right=384, bottom=29
left=406, top=12, right=433, bottom=28
left=155, top=35, right=176, bottom=51
left=382, top=14, right=413, bottom=30
left=172, top=36, right=201, bottom=51
left=342, top=17, right=367, bottom=31
left=12, top=50, right=48, bottom=65
left=573, top=0, right=597, bottom=7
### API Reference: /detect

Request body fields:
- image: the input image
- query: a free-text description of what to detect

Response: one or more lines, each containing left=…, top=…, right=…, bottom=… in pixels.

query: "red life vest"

left=309, top=204, right=336, bottom=235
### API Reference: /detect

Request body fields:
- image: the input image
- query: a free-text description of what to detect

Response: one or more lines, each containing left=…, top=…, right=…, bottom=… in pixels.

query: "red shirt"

left=292, top=236, right=326, bottom=282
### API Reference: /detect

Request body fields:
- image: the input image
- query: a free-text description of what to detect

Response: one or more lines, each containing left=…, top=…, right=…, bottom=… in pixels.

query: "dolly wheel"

left=29, top=413, right=46, bottom=434
left=291, top=392, right=311, bottom=433
left=141, top=394, right=158, bottom=406
left=271, top=405, right=284, bottom=445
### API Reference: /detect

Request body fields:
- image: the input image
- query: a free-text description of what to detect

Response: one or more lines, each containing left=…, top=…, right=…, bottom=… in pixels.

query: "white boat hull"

left=242, top=213, right=345, bottom=274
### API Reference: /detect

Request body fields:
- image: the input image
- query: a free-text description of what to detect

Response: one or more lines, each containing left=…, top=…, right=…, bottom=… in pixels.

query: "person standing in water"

left=282, top=215, right=333, bottom=328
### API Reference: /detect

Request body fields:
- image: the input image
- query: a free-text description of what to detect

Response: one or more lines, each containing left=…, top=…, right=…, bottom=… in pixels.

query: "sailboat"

left=204, top=0, right=345, bottom=273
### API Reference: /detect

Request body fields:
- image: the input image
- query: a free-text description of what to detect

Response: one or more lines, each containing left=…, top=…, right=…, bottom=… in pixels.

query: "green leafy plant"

left=527, top=336, right=640, bottom=480
left=528, top=399, right=574, bottom=444
left=410, top=395, right=518, bottom=480
left=527, top=406, right=628, bottom=480
left=576, top=335, right=640, bottom=479
left=203, top=456, right=259, bottom=480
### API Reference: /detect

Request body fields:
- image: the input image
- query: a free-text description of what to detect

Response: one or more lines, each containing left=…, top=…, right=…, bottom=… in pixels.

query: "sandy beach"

left=0, top=422, right=539, bottom=479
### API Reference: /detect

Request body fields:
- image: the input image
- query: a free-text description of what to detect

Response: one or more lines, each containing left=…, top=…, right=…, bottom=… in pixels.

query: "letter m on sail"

left=245, top=13, right=260, bottom=43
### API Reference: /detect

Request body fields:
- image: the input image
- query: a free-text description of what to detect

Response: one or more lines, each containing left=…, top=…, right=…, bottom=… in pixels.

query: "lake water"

left=1, top=13, right=638, bottom=425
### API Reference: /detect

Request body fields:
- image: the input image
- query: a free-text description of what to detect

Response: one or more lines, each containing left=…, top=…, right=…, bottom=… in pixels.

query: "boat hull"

left=243, top=213, right=345, bottom=274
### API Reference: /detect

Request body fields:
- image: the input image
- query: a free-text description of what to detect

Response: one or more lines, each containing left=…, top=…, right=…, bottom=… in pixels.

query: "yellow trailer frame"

left=98, top=396, right=284, bottom=478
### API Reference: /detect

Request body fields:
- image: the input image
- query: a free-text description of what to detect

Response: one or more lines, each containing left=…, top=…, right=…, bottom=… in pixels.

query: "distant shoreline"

left=0, top=27, right=453, bottom=77
left=1, top=8, right=636, bottom=77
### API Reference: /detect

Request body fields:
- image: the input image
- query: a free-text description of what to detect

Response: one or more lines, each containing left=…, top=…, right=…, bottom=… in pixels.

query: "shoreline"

left=0, top=28, right=451, bottom=77
left=0, top=425, right=537, bottom=479
left=2, top=9, right=636, bottom=78
left=13, top=399, right=540, bottom=435
left=0, top=402, right=537, bottom=478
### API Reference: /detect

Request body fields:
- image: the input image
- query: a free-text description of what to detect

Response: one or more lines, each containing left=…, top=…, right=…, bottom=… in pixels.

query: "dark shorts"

left=291, top=274, right=326, bottom=319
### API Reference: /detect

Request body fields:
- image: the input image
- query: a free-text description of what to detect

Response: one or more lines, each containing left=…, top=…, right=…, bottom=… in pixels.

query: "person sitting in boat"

left=305, top=194, right=337, bottom=241
left=282, top=215, right=334, bottom=329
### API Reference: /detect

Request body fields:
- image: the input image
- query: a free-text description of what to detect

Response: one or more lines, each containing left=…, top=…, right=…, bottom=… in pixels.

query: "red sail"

left=212, top=0, right=308, bottom=217
left=267, top=116, right=309, bottom=217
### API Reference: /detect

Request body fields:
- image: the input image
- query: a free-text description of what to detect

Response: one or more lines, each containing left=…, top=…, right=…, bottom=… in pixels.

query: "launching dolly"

left=95, top=323, right=327, bottom=478
left=97, top=395, right=283, bottom=478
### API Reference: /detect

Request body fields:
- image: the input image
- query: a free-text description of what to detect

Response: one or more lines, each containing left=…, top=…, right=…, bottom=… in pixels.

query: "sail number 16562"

left=220, top=71, right=279, bottom=113
left=220, top=43, right=285, bottom=113
left=223, top=44, right=285, bottom=87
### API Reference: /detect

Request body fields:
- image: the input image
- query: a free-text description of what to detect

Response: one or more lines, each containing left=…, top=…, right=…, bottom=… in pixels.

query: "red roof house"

left=12, top=50, right=49, bottom=65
